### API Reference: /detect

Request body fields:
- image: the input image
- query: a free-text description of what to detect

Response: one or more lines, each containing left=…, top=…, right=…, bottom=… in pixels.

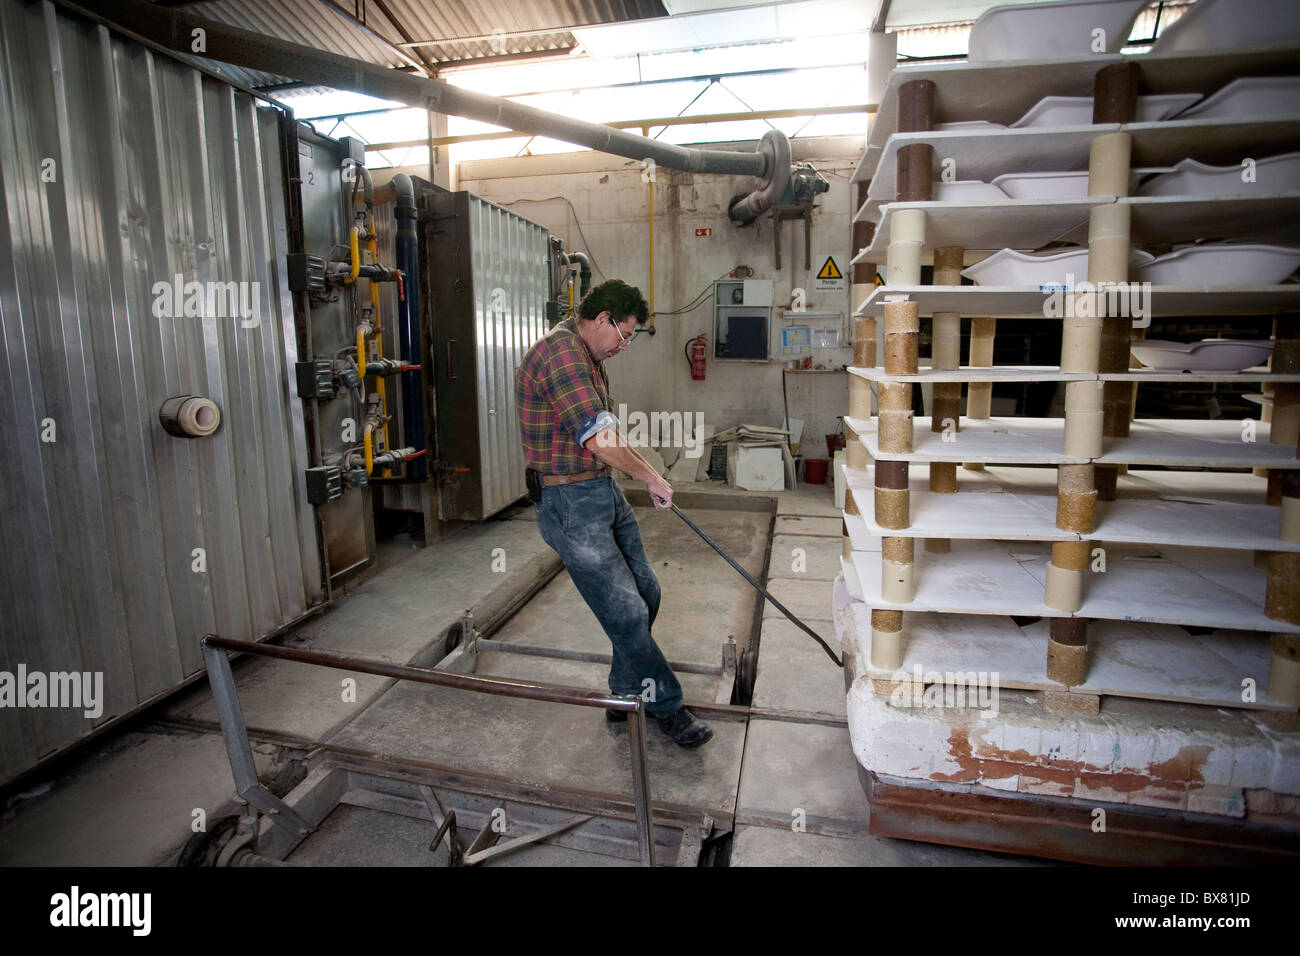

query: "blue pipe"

left=392, top=173, right=427, bottom=481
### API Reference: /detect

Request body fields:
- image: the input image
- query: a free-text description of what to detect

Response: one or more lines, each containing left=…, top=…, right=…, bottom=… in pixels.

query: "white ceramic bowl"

left=1151, top=0, right=1300, bottom=53
left=1172, top=77, right=1300, bottom=121
left=991, top=169, right=1173, bottom=197
left=992, top=171, right=1091, bottom=198
left=1136, top=244, right=1300, bottom=285
left=962, top=247, right=1154, bottom=287
left=968, top=0, right=1148, bottom=61
left=933, top=120, right=1007, bottom=132
left=1136, top=152, right=1300, bottom=198
left=1130, top=339, right=1275, bottom=372
left=1009, top=93, right=1202, bottom=128
left=933, top=180, right=1010, bottom=201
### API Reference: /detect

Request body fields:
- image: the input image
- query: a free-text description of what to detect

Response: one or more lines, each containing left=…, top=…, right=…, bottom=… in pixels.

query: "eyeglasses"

left=610, top=317, right=634, bottom=348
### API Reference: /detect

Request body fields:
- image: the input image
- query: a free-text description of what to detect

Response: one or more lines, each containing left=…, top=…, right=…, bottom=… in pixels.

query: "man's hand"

left=646, top=473, right=673, bottom=510
left=585, top=428, right=674, bottom=509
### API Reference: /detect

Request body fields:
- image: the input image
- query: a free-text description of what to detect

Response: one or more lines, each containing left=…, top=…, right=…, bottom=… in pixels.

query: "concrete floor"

left=0, top=476, right=1041, bottom=867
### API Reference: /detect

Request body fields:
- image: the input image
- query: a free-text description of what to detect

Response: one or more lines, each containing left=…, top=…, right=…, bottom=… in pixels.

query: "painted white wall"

left=455, top=134, right=863, bottom=462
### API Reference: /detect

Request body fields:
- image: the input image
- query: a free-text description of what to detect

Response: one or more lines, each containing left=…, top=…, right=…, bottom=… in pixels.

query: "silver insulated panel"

left=0, top=0, right=324, bottom=784
left=428, top=192, right=551, bottom=521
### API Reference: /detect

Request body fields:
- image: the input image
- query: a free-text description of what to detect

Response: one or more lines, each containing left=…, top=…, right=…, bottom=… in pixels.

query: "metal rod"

left=461, top=815, right=593, bottom=866
left=201, top=643, right=262, bottom=797
left=625, top=710, right=656, bottom=867
left=437, top=61, right=879, bottom=102
left=201, top=634, right=641, bottom=711
left=476, top=638, right=722, bottom=676
left=668, top=505, right=843, bottom=668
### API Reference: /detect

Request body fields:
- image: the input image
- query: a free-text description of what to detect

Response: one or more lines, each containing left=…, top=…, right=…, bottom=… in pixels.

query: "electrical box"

left=714, top=279, right=773, bottom=360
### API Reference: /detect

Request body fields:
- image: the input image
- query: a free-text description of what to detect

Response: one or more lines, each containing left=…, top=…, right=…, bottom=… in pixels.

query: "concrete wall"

left=447, top=135, right=864, bottom=464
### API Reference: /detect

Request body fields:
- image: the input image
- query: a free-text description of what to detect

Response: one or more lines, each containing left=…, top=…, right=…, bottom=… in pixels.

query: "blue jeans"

left=535, top=476, right=683, bottom=717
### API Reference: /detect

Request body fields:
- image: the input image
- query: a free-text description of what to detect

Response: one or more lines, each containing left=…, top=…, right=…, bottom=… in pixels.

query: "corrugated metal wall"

left=468, top=196, right=551, bottom=518
left=0, top=0, right=324, bottom=785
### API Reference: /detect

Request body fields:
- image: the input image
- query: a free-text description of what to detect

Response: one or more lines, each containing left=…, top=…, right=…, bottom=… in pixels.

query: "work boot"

left=655, top=707, right=714, bottom=748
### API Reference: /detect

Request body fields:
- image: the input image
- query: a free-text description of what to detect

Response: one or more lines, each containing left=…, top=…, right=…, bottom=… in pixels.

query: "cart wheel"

left=736, top=645, right=757, bottom=706
left=176, top=814, right=242, bottom=867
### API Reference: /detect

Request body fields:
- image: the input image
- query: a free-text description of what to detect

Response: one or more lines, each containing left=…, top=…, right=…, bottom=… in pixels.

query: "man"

left=515, top=279, right=713, bottom=748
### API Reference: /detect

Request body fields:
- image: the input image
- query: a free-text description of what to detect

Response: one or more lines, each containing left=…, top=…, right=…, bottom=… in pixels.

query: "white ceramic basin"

left=1136, top=152, right=1300, bottom=198
left=1172, top=77, right=1300, bottom=121
left=1009, top=93, right=1202, bottom=128
left=968, top=0, right=1148, bottom=61
left=962, top=247, right=1154, bottom=287
left=1151, top=0, right=1300, bottom=53
left=1130, top=339, right=1275, bottom=372
left=1136, top=244, right=1300, bottom=285
left=933, top=180, right=1010, bottom=201
left=992, top=171, right=1091, bottom=198
left=991, top=168, right=1173, bottom=198
left=933, top=120, right=1007, bottom=132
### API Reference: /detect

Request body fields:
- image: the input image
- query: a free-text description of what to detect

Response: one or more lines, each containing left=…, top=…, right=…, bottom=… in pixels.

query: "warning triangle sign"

left=816, top=256, right=843, bottom=280
left=874, top=272, right=885, bottom=287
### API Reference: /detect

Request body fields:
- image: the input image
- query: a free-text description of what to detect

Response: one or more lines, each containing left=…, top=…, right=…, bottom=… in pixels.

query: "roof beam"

left=364, top=0, right=441, bottom=76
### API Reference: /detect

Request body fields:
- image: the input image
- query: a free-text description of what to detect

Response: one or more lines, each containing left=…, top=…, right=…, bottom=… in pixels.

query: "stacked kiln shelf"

left=856, top=194, right=1300, bottom=257
left=843, top=541, right=1295, bottom=635
left=835, top=41, right=1300, bottom=858
left=841, top=601, right=1292, bottom=713
left=845, top=471, right=1298, bottom=551
left=854, top=286, right=1300, bottom=319
left=845, top=414, right=1300, bottom=469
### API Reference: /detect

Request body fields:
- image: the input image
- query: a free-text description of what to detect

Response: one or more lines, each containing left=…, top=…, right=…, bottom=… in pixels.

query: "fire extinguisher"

left=685, top=334, right=707, bottom=381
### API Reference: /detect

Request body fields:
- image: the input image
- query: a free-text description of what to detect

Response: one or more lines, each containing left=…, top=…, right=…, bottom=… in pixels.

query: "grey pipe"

left=727, top=131, right=792, bottom=224
left=390, top=173, right=427, bottom=481
left=566, top=251, right=593, bottom=298
left=86, top=0, right=775, bottom=184
left=352, top=162, right=374, bottom=208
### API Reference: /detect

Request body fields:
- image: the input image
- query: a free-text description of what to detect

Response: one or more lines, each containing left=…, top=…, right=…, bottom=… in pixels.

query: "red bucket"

left=825, top=433, right=846, bottom=455
left=804, top=458, right=829, bottom=484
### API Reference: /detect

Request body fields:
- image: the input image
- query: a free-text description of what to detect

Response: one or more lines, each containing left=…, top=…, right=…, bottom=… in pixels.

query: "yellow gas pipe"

left=347, top=226, right=361, bottom=283
left=647, top=168, right=655, bottom=332
left=347, top=199, right=393, bottom=478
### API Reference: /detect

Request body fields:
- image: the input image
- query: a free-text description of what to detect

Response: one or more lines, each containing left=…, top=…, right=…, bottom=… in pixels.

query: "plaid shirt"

left=515, top=318, right=616, bottom=474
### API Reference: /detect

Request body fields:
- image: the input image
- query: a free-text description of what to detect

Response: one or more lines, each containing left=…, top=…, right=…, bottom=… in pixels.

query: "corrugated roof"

left=158, top=0, right=669, bottom=84
left=184, top=0, right=412, bottom=64
left=378, top=0, right=668, bottom=49
left=158, top=0, right=414, bottom=89
left=380, top=0, right=666, bottom=65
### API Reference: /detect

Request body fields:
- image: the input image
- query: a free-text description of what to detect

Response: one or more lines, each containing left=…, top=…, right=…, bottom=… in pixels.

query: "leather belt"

left=541, top=467, right=611, bottom=486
